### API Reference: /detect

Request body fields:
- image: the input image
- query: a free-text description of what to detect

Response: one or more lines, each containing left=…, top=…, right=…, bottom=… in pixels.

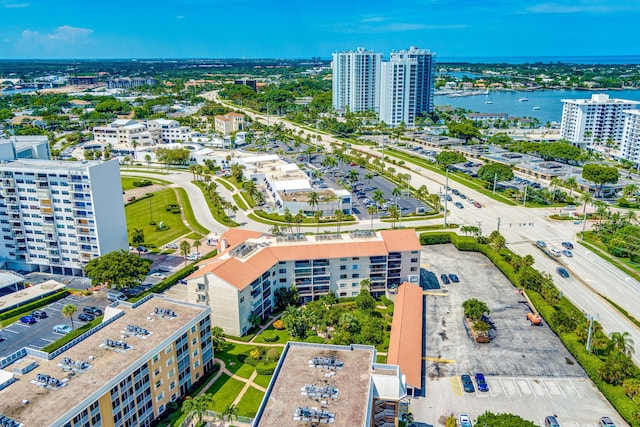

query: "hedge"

left=132, top=180, right=153, bottom=187
left=256, top=361, right=276, bottom=375
left=305, top=335, right=325, bottom=344
left=262, top=332, right=279, bottom=342
left=0, top=289, right=69, bottom=321
left=41, top=317, right=103, bottom=353
left=128, top=263, right=201, bottom=303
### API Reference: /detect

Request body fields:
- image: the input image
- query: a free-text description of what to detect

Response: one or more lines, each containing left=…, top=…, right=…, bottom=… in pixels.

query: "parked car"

left=19, top=315, right=37, bottom=324
left=83, top=306, right=103, bottom=316
left=475, top=373, right=489, bottom=392
left=473, top=201, right=482, bottom=208
left=561, top=249, right=573, bottom=257
left=460, top=374, right=475, bottom=393
left=458, top=413, right=473, bottom=427
left=77, top=313, right=94, bottom=322
left=452, top=189, right=460, bottom=195
left=150, top=272, right=167, bottom=279
left=136, top=246, right=148, bottom=252
left=166, top=243, right=178, bottom=250
left=536, top=240, right=547, bottom=248
left=0, top=335, right=6, bottom=342
left=449, top=274, right=459, bottom=283
left=550, top=248, right=561, bottom=257
left=544, top=415, right=561, bottom=427
left=445, top=195, right=453, bottom=201
left=598, top=416, right=616, bottom=427
left=557, top=267, right=570, bottom=278
left=459, top=193, right=467, bottom=200
left=440, top=274, right=450, bottom=285
left=562, top=242, right=574, bottom=249
left=53, top=324, right=73, bottom=335
left=454, top=202, right=464, bottom=209
left=31, top=310, right=48, bottom=319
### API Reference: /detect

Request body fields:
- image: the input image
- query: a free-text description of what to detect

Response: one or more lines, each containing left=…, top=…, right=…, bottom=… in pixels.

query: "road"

left=202, top=92, right=640, bottom=364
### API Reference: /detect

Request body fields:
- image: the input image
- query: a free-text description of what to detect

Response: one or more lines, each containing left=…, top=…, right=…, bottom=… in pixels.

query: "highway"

left=200, top=91, right=640, bottom=364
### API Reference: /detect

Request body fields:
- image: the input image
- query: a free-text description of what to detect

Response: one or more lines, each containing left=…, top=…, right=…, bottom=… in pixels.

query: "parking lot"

left=0, top=291, right=110, bottom=355
left=413, top=244, right=626, bottom=426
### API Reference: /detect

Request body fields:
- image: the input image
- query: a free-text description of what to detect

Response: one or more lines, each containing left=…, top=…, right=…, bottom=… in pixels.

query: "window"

left=166, top=357, right=174, bottom=366
left=352, top=257, right=360, bottom=260
left=339, top=274, right=347, bottom=279
left=352, top=273, right=360, bottom=278
left=153, top=354, right=159, bottom=363
left=340, top=265, right=346, bottom=271
left=340, top=283, right=347, bottom=288
left=155, top=380, right=162, bottom=389
left=352, top=265, right=359, bottom=270
left=240, top=296, right=245, bottom=303
left=411, top=258, right=418, bottom=263
left=410, top=267, right=418, bottom=272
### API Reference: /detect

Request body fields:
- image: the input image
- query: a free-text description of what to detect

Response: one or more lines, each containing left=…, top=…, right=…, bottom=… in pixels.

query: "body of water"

left=0, top=88, right=38, bottom=95
left=437, top=55, right=640, bottom=64
left=435, top=89, right=640, bottom=124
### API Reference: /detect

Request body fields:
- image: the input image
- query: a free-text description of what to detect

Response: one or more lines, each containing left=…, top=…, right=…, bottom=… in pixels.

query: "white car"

left=550, top=248, right=562, bottom=257
left=150, top=272, right=167, bottom=279
left=165, top=243, right=178, bottom=250
left=186, top=252, right=202, bottom=261
left=458, top=413, right=473, bottom=427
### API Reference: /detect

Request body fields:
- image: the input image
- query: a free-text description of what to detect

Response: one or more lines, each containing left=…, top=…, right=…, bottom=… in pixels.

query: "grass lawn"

left=125, top=189, right=191, bottom=248
left=193, top=181, right=239, bottom=227
left=235, top=387, right=265, bottom=418
left=175, top=187, right=209, bottom=235
left=217, top=343, right=255, bottom=375
left=121, top=176, right=170, bottom=190
left=233, top=194, right=248, bottom=210
left=209, top=377, right=245, bottom=413
left=253, top=374, right=273, bottom=389
left=234, top=363, right=256, bottom=379
left=252, top=325, right=290, bottom=344
left=217, top=178, right=235, bottom=191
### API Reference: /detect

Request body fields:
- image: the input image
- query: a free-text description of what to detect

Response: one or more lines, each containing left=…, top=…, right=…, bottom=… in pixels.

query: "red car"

left=349, top=162, right=357, bottom=166
left=473, top=201, right=481, bottom=208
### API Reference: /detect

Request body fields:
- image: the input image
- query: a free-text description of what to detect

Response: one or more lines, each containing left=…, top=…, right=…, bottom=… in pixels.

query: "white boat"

left=533, top=106, right=541, bottom=110
left=485, top=101, right=493, bottom=104
left=519, top=97, right=528, bottom=102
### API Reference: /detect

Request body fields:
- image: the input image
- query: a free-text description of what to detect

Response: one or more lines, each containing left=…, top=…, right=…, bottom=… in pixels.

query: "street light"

left=585, top=313, right=599, bottom=353
left=443, top=166, right=450, bottom=227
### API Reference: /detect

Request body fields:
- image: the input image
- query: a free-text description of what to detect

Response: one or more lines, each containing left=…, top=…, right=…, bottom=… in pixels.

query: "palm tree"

left=364, top=172, right=374, bottom=187
left=579, top=192, right=594, bottom=235
left=388, top=205, right=399, bottom=228
left=623, top=184, right=639, bottom=198
left=607, top=331, right=635, bottom=357
left=182, top=394, right=215, bottom=426
left=392, top=186, right=403, bottom=208
left=314, top=210, right=322, bottom=233
left=132, top=228, right=145, bottom=255
left=564, top=177, right=578, bottom=196
left=550, top=177, right=562, bottom=202
left=145, top=154, right=151, bottom=170
left=193, top=239, right=201, bottom=256
left=294, top=211, right=304, bottom=234
left=372, top=189, right=385, bottom=207
left=223, top=403, right=239, bottom=424
left=307, top=191, right=319, bottom=214
left=401, top=412, right=415, bottom=426
left=334, top=210, right=344, bottom=233
left=348, top=169, right=359, bottom=184
left=368, top=205, right=377, bottom=230
left=180, top=241, right=191, bottom=264
left=62, top=304, right=77, bottom=329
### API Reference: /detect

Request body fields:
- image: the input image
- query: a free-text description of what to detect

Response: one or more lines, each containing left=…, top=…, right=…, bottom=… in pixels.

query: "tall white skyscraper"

left=332, top=47, right=382, bottom=113
left=379, top=46, right=435, bottom=127
left=620, top=110, right=640, bottom=167
left=560, top=94, right=640, bottom=149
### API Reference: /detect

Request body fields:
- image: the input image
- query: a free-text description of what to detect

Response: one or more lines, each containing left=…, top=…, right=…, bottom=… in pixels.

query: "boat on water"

left=533, top=106, right=541, bottom=110
left=485, top=101, right=493, bottom=104
left=519, top=97, right=528, bottom=102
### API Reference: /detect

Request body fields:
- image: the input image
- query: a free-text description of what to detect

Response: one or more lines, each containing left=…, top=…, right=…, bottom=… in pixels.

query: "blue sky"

left=0, top=0, right=639, bottom=59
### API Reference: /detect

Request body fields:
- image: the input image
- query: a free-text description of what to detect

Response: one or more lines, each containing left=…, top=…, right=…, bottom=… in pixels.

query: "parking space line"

left=14, top=323, right=30, bottom=328
left=40, top=338, right=54, bottom=343
left=553, top=379, right=567, bottom=399
left=450, top=376, right=463, bottom=396
left=2, top=329, right=19, bottom=334
left=568, top=379, right=582, bottom=400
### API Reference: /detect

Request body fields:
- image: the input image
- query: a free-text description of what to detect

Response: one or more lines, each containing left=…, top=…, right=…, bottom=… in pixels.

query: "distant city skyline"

left=0, top=0, right=639, bottom=60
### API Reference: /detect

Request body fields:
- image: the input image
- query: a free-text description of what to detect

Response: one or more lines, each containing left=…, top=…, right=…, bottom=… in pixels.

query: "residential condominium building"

left=0, top=294, right=214, bottom=427
left=560, top=94, right=640, bottom=149
left=252, top=342, right=409, bottom=427
left=184, top=228, right=421, bottom=336
left=214, top=112, right=245, bottom=135
left=620, top=110, right=640, bottom=168
left=0, top=136, right=50, bottom=161
left=92, top=119, right=191, bottom=148
left=106, top=77, right=157, bottom=90
left=379, top=46, right=436, bottom=127
left=0, top=159, right=127, bottom=275
left=332, top=47, right=382, bottom=114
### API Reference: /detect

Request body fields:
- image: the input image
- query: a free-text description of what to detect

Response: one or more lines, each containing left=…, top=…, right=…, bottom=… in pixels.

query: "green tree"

left=182, top=394, right=215, bottom=426
left=282, top=305, right=309, bottom=339
left=582, top=164, right=619, bottom=197
left=334, top=209, right=344, bottom=233
left=355, top=282, right=376, bottom=313
left=598, top=350, right=636, bottom=385
left=435, top=150, right=466, bottom=166
left=368, top=205, right=377, bottom=230
left=131, top=228, right=145, bottom=254
left=84, top=250, right=151, bottom=290
left=314, top=210, right=322, bottom=233
left=607, top=331, right=635, bottom=357
left=211, top=326, right=226, bottom=351
left=447, top=121, right=481, bottom=143
left=308, top=191, right=319, bottom=214
left=475, top=411, right=538, bottom=427
left=223, top=404, right=239, bottom=424
left=62, top=304, right=77, bottom=329
left=462, top=298, right=490, bottom=321
left=477, top=163, right=514, bottom=183
left=180, top=240, right=191, bottom=264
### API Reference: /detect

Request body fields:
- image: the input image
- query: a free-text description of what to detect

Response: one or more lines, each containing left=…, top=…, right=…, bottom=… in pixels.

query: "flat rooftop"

left=0, top=295, right=207, bottom=427
left=255, top=344, right=376, bottom=427
left=279, top=189, right=336, bottom=203
left=0, top=159, right=104, bottom=171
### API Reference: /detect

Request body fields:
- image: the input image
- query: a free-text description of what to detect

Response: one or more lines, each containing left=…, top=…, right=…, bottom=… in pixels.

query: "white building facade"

left=560, top=94, right=640, bottom=149
left=621, top=110, right=640, bottom=167
left=332, top=47, right=382, bottom=113
left=93, top=119, right=192, bottom=148
left=0, top=159, right=127, bottom=275
left=379, top=46, right=435, bottom=127
left=185, top=229, right=421, bottom=336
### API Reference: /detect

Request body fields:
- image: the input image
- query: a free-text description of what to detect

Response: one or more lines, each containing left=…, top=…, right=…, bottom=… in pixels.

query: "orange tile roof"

left=387, top=282, right=423, bottom=389
left=380, top=229, right=422, bottom=252
left=187, top=229, right=420, bottom=291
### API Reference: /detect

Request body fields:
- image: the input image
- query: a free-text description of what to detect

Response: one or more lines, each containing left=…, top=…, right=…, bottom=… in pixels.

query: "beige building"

left=214, top=112, right=245, bottom=135
left=185, top=228, right=421, bottom=336
left=252, top=342, right=409, bottom=427
left=0, top=295, right=214, bottom=427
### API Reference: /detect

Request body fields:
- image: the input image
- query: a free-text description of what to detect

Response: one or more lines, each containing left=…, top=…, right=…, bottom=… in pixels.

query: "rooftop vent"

left=33, top=373, right=63, bottom=388
left=59, top=357, right=91, bottom=372
left=309, top=356, right=343, bottom=370
left=153, top=307, right=177, bottom=318
left=126, top=324, right=150, bottom=336
left=0, top=414, right=21, bottom=427
left=104, top=339, right=130, bottom=350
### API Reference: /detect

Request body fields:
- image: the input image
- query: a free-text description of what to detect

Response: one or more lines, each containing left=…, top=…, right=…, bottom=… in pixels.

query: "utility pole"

left=492, top=173, right=498, bottom=194
left=497, top=217, right=501, bottom=233
left=523, top=185, right=528, bottom=207
left=443, top=167, right=450, bottom=227
left=381, top=137, right=387, bottom=175
left=581, top=199, right=589, bottom=237
left=585, top=313, right=599, bottom=353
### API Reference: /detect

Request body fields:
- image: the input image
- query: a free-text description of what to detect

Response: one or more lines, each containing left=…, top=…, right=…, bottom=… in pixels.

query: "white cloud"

left=1, top=1, right=30, bottom=7
left=176, top=15, right=185, bottom=19
left=331, top=21, right=466, bottom=34
left=21, top=25, right=93, bottom=43
left=525, top=2, right=640, bottom=14
left=360, top=16, right=387, bottom=23
left=15, top=25, right=94, bottom=57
